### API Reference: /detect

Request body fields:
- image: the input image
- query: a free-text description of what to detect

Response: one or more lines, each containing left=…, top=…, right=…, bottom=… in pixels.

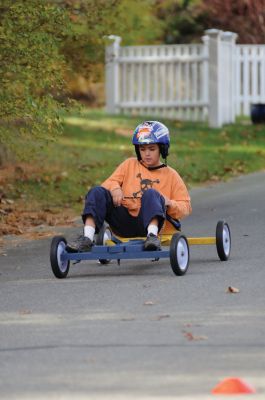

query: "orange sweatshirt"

left=101, top=158, right=192, bottom=233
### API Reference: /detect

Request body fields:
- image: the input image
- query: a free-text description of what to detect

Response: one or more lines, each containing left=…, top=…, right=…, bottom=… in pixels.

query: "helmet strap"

left=135, top=145, right=141, bottom=161
left=139, top=160, right=167, bottom=170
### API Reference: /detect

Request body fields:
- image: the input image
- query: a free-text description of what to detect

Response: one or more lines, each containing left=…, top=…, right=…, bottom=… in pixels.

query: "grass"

left=3, top=108, right=265, bottom=214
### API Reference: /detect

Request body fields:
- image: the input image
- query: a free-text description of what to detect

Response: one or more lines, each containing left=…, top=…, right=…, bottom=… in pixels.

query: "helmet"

left=132, top=121, right=170, bottom=160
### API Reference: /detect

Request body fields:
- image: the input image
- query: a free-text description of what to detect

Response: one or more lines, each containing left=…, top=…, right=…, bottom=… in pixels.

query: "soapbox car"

left=49, top=215, right=231, bottom=279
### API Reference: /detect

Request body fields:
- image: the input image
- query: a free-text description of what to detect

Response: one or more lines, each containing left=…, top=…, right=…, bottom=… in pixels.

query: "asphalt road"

left=1, top=171, right=265, bottom=399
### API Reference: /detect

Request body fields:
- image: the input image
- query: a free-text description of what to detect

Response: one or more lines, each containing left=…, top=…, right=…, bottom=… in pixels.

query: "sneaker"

left=66, top=235, right=93, bottom=253
left=144, top=233, right=161, bottom=251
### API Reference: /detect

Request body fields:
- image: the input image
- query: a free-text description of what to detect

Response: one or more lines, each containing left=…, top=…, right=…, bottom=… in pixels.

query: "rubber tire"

left=216, top=221, right=231, bottom=261
left=170, top=233, right=190, bottom=276
left=50, top=236, right=70, bottom=278
left=95, top=222, right=112, bottom=265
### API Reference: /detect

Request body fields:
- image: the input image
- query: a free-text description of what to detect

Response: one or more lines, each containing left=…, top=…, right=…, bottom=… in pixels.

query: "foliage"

left=0, top=0, right=163, bottom=163
left=154, top=0, right=205, bottom=44
left=61, top=0, right=162, bottom=84
left=0, top=0, right=72, bottom=161
left=199, top=0, right=265, bottom=44
left=155, top=0, right=265, bottom=45
left=114, top=0, right=163, bottom=45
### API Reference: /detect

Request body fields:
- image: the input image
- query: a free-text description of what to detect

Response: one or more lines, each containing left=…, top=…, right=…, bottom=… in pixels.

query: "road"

left=1, top=171, right=265, bottom=399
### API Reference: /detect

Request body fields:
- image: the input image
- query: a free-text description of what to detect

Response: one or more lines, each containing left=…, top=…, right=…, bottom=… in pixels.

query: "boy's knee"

left=141, top=188, right=166, bottom=213
left=82, top=186, right=111, bottom=227
left=142, top=189, right=164, bottom=206
left=141, top=188, right=159, bottom=199
left=86, top=186, right=109, bottom=200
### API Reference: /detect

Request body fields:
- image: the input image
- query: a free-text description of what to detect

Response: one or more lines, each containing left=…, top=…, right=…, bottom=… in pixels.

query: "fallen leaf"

left=0, top=209, right=8, bottom=215
left=19, top=309, right=32, bottom=315
left=220, top=130, right=228, bottom=139
left=120, top=317, right=135, bottom=321
left=143, top=301, right=156, bottom=306
left=6, top=199, right=14, bottom=205
left=188, top=140, right=197, bottom=148
left=153, top=314, right=170, bottom=321
left=182, top=331, right=208, bottom=341
left=226, top=286, right=240, bottom=293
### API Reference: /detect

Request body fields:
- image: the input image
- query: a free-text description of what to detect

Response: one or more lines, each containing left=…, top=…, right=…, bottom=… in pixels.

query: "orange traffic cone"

left=211, top=377, right=256, bottom=395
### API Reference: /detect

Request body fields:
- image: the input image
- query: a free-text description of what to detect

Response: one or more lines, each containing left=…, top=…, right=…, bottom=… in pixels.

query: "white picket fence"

left=105, top=30, right=265, bottom=127
left=116, top=43, right=208, bottom=121
left=236, top=45, right=265, bottom=116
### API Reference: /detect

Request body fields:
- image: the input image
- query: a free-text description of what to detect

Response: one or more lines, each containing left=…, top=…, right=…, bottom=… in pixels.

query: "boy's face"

left=139, top=144, right=161, bottom=167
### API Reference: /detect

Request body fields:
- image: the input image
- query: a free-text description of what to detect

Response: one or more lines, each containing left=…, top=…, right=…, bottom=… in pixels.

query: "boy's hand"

left=163, top=196, right=172, bottom=207
left=111, top=187, right=123, bottom=206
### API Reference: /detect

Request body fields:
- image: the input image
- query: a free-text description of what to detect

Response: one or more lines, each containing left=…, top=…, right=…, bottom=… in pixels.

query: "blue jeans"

left=82, top=186, right=166, bottom=237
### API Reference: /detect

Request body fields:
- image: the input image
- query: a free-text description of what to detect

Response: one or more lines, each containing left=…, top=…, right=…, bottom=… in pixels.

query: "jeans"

left=82, top=186, right=166, bottom=237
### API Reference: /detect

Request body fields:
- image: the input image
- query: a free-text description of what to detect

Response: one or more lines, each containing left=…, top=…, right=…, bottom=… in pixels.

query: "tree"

left=0, top=0, right=163, bottom=163
left=199, top=0, right=265, bottom=44
left=0, top=0, right=72, bottom=163
left=154, top=0, right=205, bottom=44
left=61, top=0, right=162, bottom=83
left=154, top=0, right=265, bottom=45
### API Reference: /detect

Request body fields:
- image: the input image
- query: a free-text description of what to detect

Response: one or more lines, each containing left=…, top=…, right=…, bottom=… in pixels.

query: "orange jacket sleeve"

left=101, top=160, right=127, bottom=192
left=166, top=170, right=192, bottom=220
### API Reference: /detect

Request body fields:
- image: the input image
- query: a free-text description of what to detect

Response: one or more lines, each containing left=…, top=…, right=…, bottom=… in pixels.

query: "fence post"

left=205, top=29, right=223, bottom=127
left=201, top=35, right=210, bottom=120
left=105, top=35, right=121, bottom=114
left=222, top=31, right=238, bottom=124
left=205, top=29, right=238, bottom=127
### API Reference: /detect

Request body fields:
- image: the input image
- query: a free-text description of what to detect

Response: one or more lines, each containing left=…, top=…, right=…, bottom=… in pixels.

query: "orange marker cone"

left=211, top=377, right=256, bottom=395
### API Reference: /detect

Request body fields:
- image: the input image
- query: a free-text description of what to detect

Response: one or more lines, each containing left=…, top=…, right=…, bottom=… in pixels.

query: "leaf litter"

left=0, top=163, right=78, bottom=249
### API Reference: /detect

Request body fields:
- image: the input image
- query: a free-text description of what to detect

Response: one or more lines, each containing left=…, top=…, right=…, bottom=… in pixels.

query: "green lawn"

left=6, top=108, right=265, bottom=213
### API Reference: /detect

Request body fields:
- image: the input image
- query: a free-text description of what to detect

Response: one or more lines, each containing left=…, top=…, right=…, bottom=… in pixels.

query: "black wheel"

left=50, top=236, right=70, bottom=278
left=95, top=222, right=112, bottom=265
left=216, top=221, right=231, bottom=261
left=170, top=233, right=189, bottom=276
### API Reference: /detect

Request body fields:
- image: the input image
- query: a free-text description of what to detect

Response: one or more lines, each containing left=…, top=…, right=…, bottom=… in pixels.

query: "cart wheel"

left=216, top=221, right=231, bottom=261
left=50, top=236, right=70, bottom=278
left=95, top=223, right=112, bottom=265
left=170, top=233, right=189, bottom=276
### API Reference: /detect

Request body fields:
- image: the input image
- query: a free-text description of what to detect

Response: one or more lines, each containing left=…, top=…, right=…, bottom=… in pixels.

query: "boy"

left=67, top=121, right=192, bottom=252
